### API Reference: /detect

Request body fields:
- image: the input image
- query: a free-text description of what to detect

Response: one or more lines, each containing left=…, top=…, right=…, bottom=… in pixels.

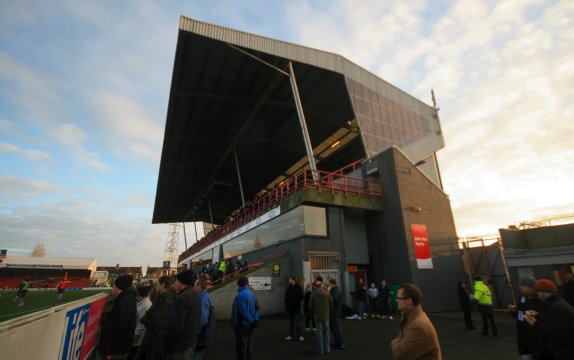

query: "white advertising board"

left=249, top=277, right=272, bottom=291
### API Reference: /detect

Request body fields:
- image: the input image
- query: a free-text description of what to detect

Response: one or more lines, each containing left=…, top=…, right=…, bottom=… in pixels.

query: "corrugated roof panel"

left=179, top=16, right=433, bottom=118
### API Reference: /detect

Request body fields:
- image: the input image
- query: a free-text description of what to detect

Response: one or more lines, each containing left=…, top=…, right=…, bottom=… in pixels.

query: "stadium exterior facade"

left=153, top=17, right=463, bottom=311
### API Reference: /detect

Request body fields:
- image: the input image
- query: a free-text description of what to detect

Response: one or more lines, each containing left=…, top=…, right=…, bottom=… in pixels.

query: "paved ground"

left=203, top=310, right=517, bottom=359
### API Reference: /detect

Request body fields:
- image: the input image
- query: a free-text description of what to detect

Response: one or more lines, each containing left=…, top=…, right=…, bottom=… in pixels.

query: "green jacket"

left=309, top=288, right=333, bottom=322
left=19, top=281, right=29, bottom=291
left=473, top=281, right=492, bottom=305
left=218, top=261, right=227, bottom=273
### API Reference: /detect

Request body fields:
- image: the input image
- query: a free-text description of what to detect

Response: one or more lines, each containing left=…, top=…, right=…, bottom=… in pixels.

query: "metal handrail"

left=179, top=165, right=383, bottom=262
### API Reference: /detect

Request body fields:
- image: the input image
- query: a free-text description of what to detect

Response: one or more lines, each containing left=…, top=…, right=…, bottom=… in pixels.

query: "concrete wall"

left=209, top=146, right=463, bottom=313
left=501, top=223, right=574, bottom=249
left=367, top=147, right=464, bottom=311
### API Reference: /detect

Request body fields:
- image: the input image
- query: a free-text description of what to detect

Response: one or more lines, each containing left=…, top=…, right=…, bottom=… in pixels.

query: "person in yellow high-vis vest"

left=472, top=275, right=498, bottom=336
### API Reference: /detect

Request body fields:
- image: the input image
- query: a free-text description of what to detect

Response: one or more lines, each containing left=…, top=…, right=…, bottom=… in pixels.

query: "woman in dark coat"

left=458, top=281, right=476, bottom=330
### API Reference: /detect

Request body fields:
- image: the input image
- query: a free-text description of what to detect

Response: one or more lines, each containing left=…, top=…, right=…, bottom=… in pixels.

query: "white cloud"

left=1, top=0, right=573, bottom=268
left=0, top=52, right=67, bottom=127
left=89, top=92, right=164, bottom=163
left=285, top=0, right=574, bottom=237
left=0, top=142, right=52, bottom=160
left=55, top=123, right=88, bottom=146
left=0, top=201, right=170, bottom=267
left=0, top=176, right=61, bottom=199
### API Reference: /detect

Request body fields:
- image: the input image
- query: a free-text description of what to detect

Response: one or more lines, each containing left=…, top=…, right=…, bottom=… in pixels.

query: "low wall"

left=0, top=292, right=107, bottom=360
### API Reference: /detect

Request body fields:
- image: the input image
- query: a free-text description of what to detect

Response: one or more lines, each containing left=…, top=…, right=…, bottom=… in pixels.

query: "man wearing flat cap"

left=525, top=278, right=574, bottom=360
left=163, top=270, right=201, bottom=359
left=98, top=274, right=137, bottom=359
left=508, top=277, right=544, bottom=359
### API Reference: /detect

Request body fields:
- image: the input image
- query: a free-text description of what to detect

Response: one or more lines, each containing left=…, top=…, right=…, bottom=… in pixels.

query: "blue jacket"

left=198, top=290, right=212, bottom=328
left=197, top=289, right=216, bottom=347
left=232, top=286, right=259, bottom=327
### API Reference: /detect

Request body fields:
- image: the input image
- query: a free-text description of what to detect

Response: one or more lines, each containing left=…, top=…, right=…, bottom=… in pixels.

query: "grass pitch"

left=0, top=289, right=110, bottom=323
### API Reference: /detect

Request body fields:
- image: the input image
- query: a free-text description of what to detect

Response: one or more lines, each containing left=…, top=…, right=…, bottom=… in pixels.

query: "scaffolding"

left=459, top=235, right=516, bottom=307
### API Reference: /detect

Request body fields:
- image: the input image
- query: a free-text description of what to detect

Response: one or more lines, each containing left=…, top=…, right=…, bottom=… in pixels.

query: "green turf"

left=0, top=290, right=111, bottom=323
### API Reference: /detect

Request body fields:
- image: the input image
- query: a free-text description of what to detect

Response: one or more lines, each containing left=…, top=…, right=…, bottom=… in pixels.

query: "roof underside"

left=152, top=26, right=365, bottom=224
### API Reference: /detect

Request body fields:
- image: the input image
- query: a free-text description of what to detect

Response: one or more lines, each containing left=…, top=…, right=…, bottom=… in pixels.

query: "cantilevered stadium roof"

left=153, top=16, right=443, bottom=225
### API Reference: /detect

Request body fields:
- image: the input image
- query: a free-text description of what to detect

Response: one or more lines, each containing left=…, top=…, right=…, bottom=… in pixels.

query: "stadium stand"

left=0, top=256, right=96, bottom=289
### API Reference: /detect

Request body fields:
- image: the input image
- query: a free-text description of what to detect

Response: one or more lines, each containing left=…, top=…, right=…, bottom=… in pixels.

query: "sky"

left=1, top=0, right=573, bottom=269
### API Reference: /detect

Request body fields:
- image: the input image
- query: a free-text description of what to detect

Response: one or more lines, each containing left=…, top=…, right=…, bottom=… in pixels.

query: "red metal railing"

left=179, top=162, right=382, bottom=262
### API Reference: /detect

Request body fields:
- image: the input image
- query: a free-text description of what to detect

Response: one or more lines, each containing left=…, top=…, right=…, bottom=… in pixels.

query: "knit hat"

left=237, top=276, right=249, bottom=287
left=535, top=279, right=557, bottom=293
left=518, top=277, right=536, bottom=288
left=176, top=270, right=195, bottom=286
left=114, top=275, right=133, bottom=291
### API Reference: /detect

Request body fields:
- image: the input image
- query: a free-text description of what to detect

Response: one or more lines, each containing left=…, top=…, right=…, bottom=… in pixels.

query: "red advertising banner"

left=60, top=295, right=107, bottom=360
left=410, top=224, right=433, bottom=269
left=79, top=296, right=107, bottom=359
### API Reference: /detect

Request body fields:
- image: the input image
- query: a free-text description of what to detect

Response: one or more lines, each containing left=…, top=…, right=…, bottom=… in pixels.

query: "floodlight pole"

left=288, top=61, right=318, bottom=181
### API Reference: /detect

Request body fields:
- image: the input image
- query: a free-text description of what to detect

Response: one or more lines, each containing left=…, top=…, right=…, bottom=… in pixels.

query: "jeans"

left=288, top=312, right=301, bottom=337
left=315, top=319, right=330, bottom=354
left=305, top=310, right=315, bottom=329
left=329, top=313, right=344, bottom=346
left=234, top=326, right=255, bottom=360
left=357, top=300, right=366, bottom=316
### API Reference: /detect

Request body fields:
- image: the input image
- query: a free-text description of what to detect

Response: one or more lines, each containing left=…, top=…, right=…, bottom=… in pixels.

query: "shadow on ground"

left=203, top=310, right=516, bottom=359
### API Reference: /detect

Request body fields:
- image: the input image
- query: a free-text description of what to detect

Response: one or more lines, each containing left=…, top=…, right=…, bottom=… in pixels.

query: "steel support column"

left=233, top=144, right=246, bottom=206
left=288, top=61, right=318, bottom=180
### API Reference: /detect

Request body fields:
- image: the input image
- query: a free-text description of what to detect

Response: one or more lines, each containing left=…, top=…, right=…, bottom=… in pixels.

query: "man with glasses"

left=391, top=284, right=442, bottom=360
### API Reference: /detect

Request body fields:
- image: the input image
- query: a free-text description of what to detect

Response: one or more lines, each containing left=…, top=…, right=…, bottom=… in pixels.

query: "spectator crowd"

left=96, top=269, right=574, bottom=360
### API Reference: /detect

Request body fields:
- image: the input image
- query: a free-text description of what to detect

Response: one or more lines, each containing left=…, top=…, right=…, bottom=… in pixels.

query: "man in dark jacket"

left=525, top=278, right=574, bottom=360
left=284, top=275, right=304, bottom=341
left=508, top=277, right=545, bottom=359
left=329, top=279, right=346, bottom=349
left=98, top=275, right=137, bottom=359
left=139, top=275, right=174, bottom=359
left=355, top=277, right=367, bottom=319
left=163, top=270, right=201, bottom=359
